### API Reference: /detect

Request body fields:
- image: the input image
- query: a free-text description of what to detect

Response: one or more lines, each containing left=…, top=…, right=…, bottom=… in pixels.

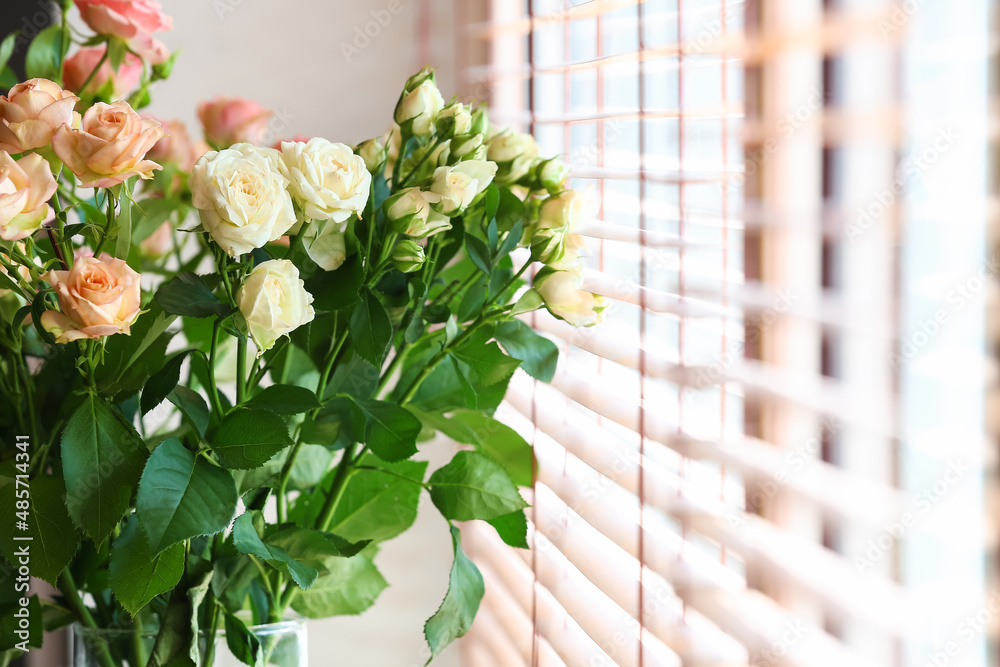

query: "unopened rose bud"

left=534, top=264, right=607, bottom=327
left=450, top=133, right=485, bottom=161
left=488, top=128, right=539, bottom=185
left=386, top=187, right=451, bottom=238
left=394, top=69, right=445, bottom=137
left=469, top=107, right=490, bottom=136
left=535, top=157, right=569, bottom=192
left=392, top=239, right=426, bottom=273
left=356, top=136, right=387, bottom=172
left=435, top=103, right=472, bottom=138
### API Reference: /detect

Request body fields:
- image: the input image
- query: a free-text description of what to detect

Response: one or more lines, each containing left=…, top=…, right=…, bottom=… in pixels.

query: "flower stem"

left=236, top=335, right=247, bottom=405
left=207, top=321, right=226, bottom=417
left=59, top=568, right=118, bottom=667
left=78, top=47, right=109, bottom=94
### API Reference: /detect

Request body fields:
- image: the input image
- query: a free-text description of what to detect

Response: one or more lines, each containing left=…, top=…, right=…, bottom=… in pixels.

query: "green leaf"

left=354, top=399, right=421, bottom=462
left=210, top=408, right=294, bottom=469
left=349, top=287, right=393, bottom=367
left=107, top=36, right=127, bottom=72
left=428, top=450, right=527, bottom=521
left=155, top=272, right=231, bottom=318
left=264, top=526, right=370, bottom=573
left=0, top=594, right=42, bottom=651
left=96, top=300, right=175, bottom=392
left=167, top=386, right=211, bottom=437
left=132, top=197, right=179, bottom=244
left=292, top=455, right=426, bottom=543
left=494, top=320, right=558, bottom=382
left=61, top=394, right=149, bottom=544
left=484, top=184, right=500, bottom=224
left=109, top=515, right=185, bottom=616
left=291, top=554, right=387, bottom=618
left=147, top=570, right=213, bottom=667
left=0, top=33, right=17, bottom=74
left=223, top=610, right=262, bottom=667
left=136, top=439, right=237, bottom=554
left=424, top=526, right=484, bottom=661
left=411, top=409, right=533, bottom=487
left=496, top=187, right=525, bottom=233
left=141, top=350, right=190, bottom=415
left=487, top=510, right=529, bottom=549
left=309, top=254, right=364, bottom=311
left=25, top=26, right=65, bottom=81
left=232, top=513, right=317, bottom=589
left=451, top=340, right=521, bottom=387
left=244, top=384, right=321, bottom=415
left=464, top=234, right=491, bottom=275
left=0, top=472, right=79, bottom=586
left=497, top=219, right=523, bottom=258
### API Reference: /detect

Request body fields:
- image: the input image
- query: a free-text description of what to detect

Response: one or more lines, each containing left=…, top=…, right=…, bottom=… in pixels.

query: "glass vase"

left=72, top=619, right=308, bottom=667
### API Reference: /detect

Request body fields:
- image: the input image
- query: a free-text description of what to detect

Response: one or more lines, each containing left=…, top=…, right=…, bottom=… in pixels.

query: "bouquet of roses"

left=0, top=1, right=606, bottom=665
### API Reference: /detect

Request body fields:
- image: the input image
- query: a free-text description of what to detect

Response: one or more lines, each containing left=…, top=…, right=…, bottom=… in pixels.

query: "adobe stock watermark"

left=918, top=589, right=1000, bottom=667
left=844, top=126, right=959, bottom=243
left=750, top=619, right=808, bottom=666
left=340, top=0, right=412, bottom=63
left=691, top=288, right=798, bottom=391
left=725, top=416, right=839, bottom=531
left=891, top=249, right=1000, bottom=368
left=724, top=87, right=825, bottom=193
left=854, top=459, right=969, bottom=575
left=877, top=0, right=928, bottom=40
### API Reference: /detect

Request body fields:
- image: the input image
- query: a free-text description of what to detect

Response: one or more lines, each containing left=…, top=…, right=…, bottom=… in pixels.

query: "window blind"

left=455, top=0, right=990, bottom=665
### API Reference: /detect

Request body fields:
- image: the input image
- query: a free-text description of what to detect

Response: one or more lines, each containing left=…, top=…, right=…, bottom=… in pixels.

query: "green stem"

left=92, top=188, right=116, bottom=257
left=396, top=137, right=446, bottom=190
left=275, top=326, right=348, bottom=524
left=315, top=442, right=359, bottom=533
left=236, top=335, right=247, bottom=405
left=485, top=260, right=532, bottom=309
left=201, top=596, right=221, bottom=667
left=77, top=47, right=109, bottom=94
left=284, top=230, right=305, bottom=259
left=130, top=613, right=147, bottom=667
left=60, top=569, right=118, bottom=667
left=206, top=322, right=226, bottom=417
left=375, top=343, right=407, bottom=398
left=397, top=314, right=492, bottom=405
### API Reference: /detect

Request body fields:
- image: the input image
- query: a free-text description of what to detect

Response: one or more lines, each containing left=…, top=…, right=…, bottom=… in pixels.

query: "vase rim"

left=73, top=617, right=304, bottom=639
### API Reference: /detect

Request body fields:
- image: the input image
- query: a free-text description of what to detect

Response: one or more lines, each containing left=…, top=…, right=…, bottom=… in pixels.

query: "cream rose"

left=301, top=225, right=347, bottom=271
left=529, top=189, right=592, bottom=262
left=429, top=161, right=497, bottom=216
left=394, top=75, right=444, bottom=137
left=0, top=79, right=81, bottom=154
left=385, top=188, right=451, bottom=238
left=0, top=152, right=58, bottom=241
left=488, top=128, right=539, bottom=185
left=41, top=253, right=142, bottom=343
left=356, top=136, right=387, bottom=173
left=534, top=265, right=607, bottom=327
left=435, top=103, right=472, bottom=138
left=52, top=100, right=165, bottom=188
left=190, top=143, right=296, bottom=256
left=236, top=259, right=315, bottom=352
left=279, top=138, right=371, bottom=224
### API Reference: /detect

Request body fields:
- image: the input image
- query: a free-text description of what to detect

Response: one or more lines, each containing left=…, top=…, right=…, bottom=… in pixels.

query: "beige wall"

left=147, top=0, right=457, bottom=146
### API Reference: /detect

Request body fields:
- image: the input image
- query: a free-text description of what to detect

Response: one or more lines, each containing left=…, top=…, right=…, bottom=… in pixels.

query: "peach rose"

left=0, top=152, right=58, bottom=241
left=74, top=0, right=173, bottom=64
left=52, top=100, right=165, bottom=188
left=146, top=118, right=204, bottom=171
left=197, top=97, right=272, bottom=147
left=140, top=219, right=173, bottom=257
left=41, top=253, right=142, bottom=343
left=0, top=79, right=81, bottom=154
left=63, top=46, right=143, bottom=100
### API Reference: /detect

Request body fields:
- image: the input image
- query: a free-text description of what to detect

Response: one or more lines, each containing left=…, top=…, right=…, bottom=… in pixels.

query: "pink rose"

left=146, top=117, right=204, bottom=171
left=52, top=100, right=165, bottom=188
left=74, top=0, right=173, bottom=64
left=41, top=253, right=142, bottom=343
left=140, top=219, right=173, bottom=257
left=197, top=97, right=272, bottom=147
left=63, top=46, right=143, bottom=100
left=0, top=152, right=58, bottom=241
left=0, top=79, right=81, bottom=154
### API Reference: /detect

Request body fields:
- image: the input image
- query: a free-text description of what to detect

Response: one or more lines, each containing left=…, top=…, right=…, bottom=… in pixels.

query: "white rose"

left=450, top=133, right=485, bottom=161
left=386, top=187, right=451, bottom=238
left=488, top=128, right=539, bottom=184
left=534, top=265, right=607, bottom=327
left=236, top=259, right=316, bottom=352
left=429, top=160, right=497, bottom=216
left=394, top=80, right=445, bottom=137
left=537, top=189, right=591, bottom=233
left=280, top=138, right=371, bottom=224
left=190, top=143, right=296, bottom=257
left=435, top=103, right=472, bottom=137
